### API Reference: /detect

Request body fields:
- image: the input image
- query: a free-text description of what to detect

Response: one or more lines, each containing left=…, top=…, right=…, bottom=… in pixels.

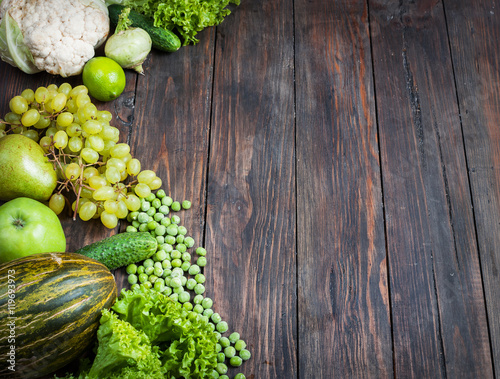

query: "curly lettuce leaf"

left=87, top=309, right=164, bottom=379
left=112, top=285, right=218, bottom=378
left=106, top=0, right=239, bottom=45
left=0, top=10, right=41, bottom=74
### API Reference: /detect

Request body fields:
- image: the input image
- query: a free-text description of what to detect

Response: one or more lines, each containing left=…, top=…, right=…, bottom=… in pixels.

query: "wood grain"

left=295, top=0, right=392, bottom=377
left=206, top=0, right=296, bottom=378
left=444, top=0, right=500, bottom=372
left=370, top=0, right=492, bottom=377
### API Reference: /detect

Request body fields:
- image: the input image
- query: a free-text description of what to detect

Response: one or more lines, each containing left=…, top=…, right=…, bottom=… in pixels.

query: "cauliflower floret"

left=0, top=0, right=109, bottom=77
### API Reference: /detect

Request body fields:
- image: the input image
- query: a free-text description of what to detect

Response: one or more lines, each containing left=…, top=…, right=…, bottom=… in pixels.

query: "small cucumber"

left=75, top=232, right=158, bottom=270
left=108, top=4, right=181, bottom=52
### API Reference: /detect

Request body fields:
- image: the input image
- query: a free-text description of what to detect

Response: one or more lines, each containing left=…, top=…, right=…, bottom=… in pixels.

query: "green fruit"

left=0, top=197, right=66, bottom=263
left=0, top=134, right=57, bottom=202
left=0, top=252, right=117, bottom=378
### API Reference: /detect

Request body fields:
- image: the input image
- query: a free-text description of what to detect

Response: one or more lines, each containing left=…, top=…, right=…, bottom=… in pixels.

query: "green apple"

left=0, top=134, right=57, bottom=202
left=0, top=197, right=66, bottom=263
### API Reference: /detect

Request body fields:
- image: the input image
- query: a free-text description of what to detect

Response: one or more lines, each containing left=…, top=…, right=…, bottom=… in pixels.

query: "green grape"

left=123, top=194, right=141, bottom=211
left=137, top=170, right=156, bottom=184
left=68, top=136, right=83, bottom=153
left=58, top=82, right=72, bottom=96
left=110, top=143, right=130, bottom=159
left=97, top=110, right=113, bottom=122
left=101, top=140, right=116, bottom=156
left=49, top=194, right=65, bottom=215
left=101, top=211, right=118, bottom=229
left=82, top=167, right=99, bottom=182
left=76, top=92, right=91, bottom=108
left=69, top=85, right=88, bottom=100
left=51, top=93, right=67, bottom=113
left=103, top=199, right=119, bottom=214
left=79, top=201, right=97, bottom=221
left=9, top=96, right=28, bottom=114
left=93, top=186, right=115, bottom=201
left=66, top=99, right=78, bottom=113
left=81, top=147, right=99, bottom=164
left=66, top=123, right=82, bottom=137
left=88, top=175, right=107, bottom=190
left=4, top=112, right=21, bottom=124
left=148, top=176, right=162, bottom=190
left=21, top=88, right=35, bottom=103
left=45, top=126, right=58, bottom=138
left=39, top=136, right=53, bottom=152
left=105, top=166, right=121, bottom=184
left=106, top=157, right=126, bottom=172
left=34, top=87, right=49, bottom=103
left=56, top=112, right=73, bottom=127
left=83, top=120, right=102, bottom=135
left=88, top=135, right=105, bottom=152
left=126, top=158, right=141, bottom=176
left=47, top=84, right=58, bottom=92
left=82, top=102, right=98, bottom=120
left=21, top=109, right=40, bottom=127
left=65, top=162, right=81, bottom=180
left=116, top=200, right=129, bottom=219
left=23, top=128, right=39, bottom=142
left=134, top=183, right=151, bottom=198
left=53, top=130, right=68, bottom=149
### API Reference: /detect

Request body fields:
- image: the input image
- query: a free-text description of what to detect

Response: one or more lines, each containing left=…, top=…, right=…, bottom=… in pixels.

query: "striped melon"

left=0, top=252, right=117, bottom=379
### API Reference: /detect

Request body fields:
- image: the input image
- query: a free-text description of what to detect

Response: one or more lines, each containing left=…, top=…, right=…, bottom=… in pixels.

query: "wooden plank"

left=294, top=1, right=392, bottom=377
left=119, top=29, right=216, bottom=289
left=206, top=0, right=296, bottom=378
left=444, top=0, right=500, bottom=372
left=370, top=0, right=492, bottom=377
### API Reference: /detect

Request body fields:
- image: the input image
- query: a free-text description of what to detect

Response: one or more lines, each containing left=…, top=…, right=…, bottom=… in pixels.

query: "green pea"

left=202, top=297, right=213, bottom=309
left=131, top=283, right=140, bottom=291
left=154, top=212, right=165, bottom=222
left=195, top=273, right=206, bottom=284
left=230, top=356, right=243, bottom=367
left=183, top=302, right=193, bottom=311
left=216, top=321, right=228, bottom=333
left=217, top=352, right=225, bottom=363
left=143, top=259, right=154, bottom=268
left=216, top=363, right=227, bottom=375
left=129, top=211, right=139, bottom=220
left=170, top=277, right=182, bottom=288
left=182, top=200, right=192, bottom=209
left=239, top=349, right=251, bottom=361
left=166, top=225, right=178, bottom=236
left=138, top=273, right=148, bottom=283
left=171, top=215, right=181, bottom=224
left=195, top=247, right=207, bottom=256
left=141, top=201, right=151, bottom=212
left=194, top=283, right=205, bottom=295
left=137, top=265, right=145, bottom=274
left=220, top=376, right=229, bottom=379
left=193, top=294, right=204, bottom=304
left=234, top=374, right=246, bottom=379
left=178, top=291, right=190, bottom=303
left=160, top=216, right=171, bottom=225
left=189, top=264, right=201, bottom=276
left=159, top=205, right=170, bottom=215
left=125, top=225, right=137, bottom=233
left=234, top=339, right=247, bottom=351
left=156, top=235, right=165, bottom=244
left=155, top=225, right=166, bottom=236
left=162, top=196, right=173, bottom=206
left=138, top=223, right=149, bottom=232
left=219, top=337, right=230, bottom=348
left=176, top=235, right=185, bottom=244
left=165, top=235, right=176, bottom=245
left=153, top=266, right=163, bottom=277
left=164, top=286, right=173, bottom=296
left=132, top=220, right=140, bottom=228
left=153, top=280, right=165, bottom=292
left=144, top=266, right=154, bottom=276
left=184, top=236, right=195, bottom=248
left=156, top=189, right=166, bottom=198
left=152, top=198, right=161, bottom=209
left=147, top=221, right=158, bottom=230
left=224, top=346, right=236, bottom=359
left=197, top=256, right=207, bottom=267
left=203, top=308, right=214, bottom=318
left=169, top=293, right=179, bottom=302
left=162, top=260, right=172, bottom=270
left=181, top=252, right=191, bottom=262
left=155, top=250, right=167, bottom=261
left=126, top=264, right=137, bottom=275
left=229, top=332, right=240, bottom=344
left=193, top=304, right=204, bottom=313
left=209, top=370, right=220, bottom=379
left=171, top=250, right=182, bottom=259
left=171, top=201, right=181, bottom=212
left=143, top=281, right=152, bottom=289
left=146, top=193, right=156, bottom=202
left=128, top=274, right=138, bottom=285
left=211, top=313, right=222, bottom=324
left=171, top=258, right=182, bottom=268
left=148, top=274, right=158, bottom=283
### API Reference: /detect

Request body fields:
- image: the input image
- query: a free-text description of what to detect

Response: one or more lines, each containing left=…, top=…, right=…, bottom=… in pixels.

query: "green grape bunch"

left=0, top=83, right=162, bottom=229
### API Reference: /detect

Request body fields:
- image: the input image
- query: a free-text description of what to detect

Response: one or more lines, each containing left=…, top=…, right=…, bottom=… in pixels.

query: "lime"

left=82, top=57, right=126, bottom=102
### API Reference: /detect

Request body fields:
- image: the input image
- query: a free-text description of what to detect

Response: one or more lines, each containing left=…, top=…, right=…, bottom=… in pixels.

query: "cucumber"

left=108, top=4, right=181, bottom=52
left=75, top=232, right=158, bottom=270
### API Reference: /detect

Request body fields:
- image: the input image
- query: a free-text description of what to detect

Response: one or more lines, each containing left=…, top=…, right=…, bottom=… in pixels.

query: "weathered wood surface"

left=1, top=0, right=499, bottom=377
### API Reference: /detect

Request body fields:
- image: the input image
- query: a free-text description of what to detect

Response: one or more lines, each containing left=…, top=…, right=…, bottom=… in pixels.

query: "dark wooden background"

left=1, top=0, right=500, bottom=377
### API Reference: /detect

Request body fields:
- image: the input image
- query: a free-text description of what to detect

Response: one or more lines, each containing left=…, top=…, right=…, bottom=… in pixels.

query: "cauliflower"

left=0, top=0, right=109, bottom=77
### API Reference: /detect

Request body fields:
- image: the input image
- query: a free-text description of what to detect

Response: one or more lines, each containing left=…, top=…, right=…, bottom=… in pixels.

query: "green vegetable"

left=105, top=0, right=240, bottom=46
left=75, top=232, right=158, bottom=270
left=108, top=4, right=181, bottom=52
left=105, top=7, right=152, bottom=74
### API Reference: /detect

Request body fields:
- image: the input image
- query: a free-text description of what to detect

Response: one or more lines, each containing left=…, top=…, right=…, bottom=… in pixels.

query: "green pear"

left=0, top=134, right=57, bottom=202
